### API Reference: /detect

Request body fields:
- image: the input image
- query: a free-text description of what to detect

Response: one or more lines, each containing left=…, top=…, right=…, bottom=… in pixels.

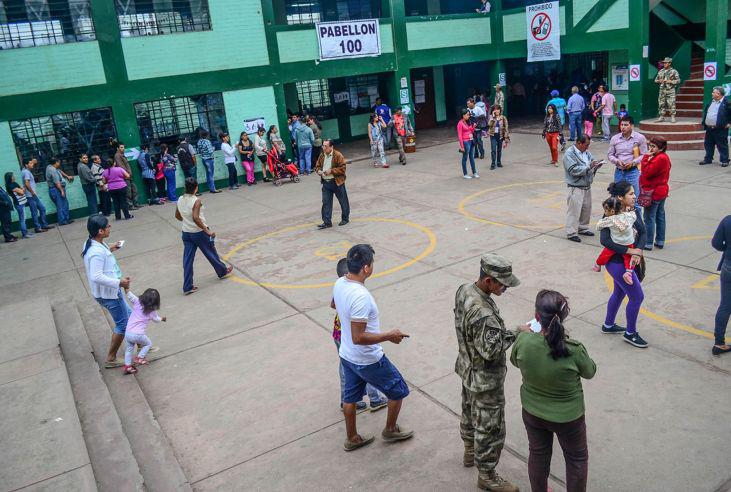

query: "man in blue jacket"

left=700, top=86, right=730, bottom=167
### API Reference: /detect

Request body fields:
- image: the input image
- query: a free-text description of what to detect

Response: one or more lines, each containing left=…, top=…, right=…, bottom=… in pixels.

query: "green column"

left=389, top=0, right=414, bottom=128
left=703, top=0, right=728, bottom=104
left=627, top=0, right=652, bottom=121
left=490, top=0, right=506, bottom=115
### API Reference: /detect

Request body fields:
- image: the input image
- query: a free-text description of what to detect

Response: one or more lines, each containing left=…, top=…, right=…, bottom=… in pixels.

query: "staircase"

left=639, top=55, right=705, bottom=151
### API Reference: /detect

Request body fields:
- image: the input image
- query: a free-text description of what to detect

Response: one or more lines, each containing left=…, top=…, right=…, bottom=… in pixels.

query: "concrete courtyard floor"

left=1, top=133, right=730, bottom=491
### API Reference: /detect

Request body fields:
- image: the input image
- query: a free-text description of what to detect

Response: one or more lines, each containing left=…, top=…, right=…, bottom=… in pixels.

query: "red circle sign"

left=705, top=65, right=716, bottom=78
left=630, top=67, right=640, bottom=78
left=530, top=12, right=551, bottom=41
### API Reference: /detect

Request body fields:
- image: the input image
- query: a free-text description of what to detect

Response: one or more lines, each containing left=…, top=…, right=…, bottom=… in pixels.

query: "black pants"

left=0, top=207, right=14, bottom=241
left=226, top=162, right=238, bottom=188
left=321, top=179, right=349, bottom=226
left=715, top=268, right=731, bottom=345
left=312, top=145, right=322, bottom=166
left=182, top=166, right=196, bottom=179
left=98, top=189, right=112, bottom=215
left=703, top=127, right=729, bottom=163
left=110, top=187, right=131, bottom=219
left=143, top=177, right=157, bottom=204
left=473, top=131, right=485, bottom=158
left=156, top=178, right=166, bottom=198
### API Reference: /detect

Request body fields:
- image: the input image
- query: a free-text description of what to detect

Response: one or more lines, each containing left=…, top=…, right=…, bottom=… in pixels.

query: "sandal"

left=123, top=365, right=138, bottom=375
left=343, top=434, right=375, bottom=452
left=104, top=359, right=124, bottom=369
left=219, top=265, right=234, bottom=279
left=184, top=286, right=199, bottom=295
left=134, top=356, right=149, bottom=365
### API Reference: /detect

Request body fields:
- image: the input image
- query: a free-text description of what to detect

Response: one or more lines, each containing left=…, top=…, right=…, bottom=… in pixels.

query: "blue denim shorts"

left=96, top=290, right=131, bottom=335
left=340, top=355, right=409, bottom=404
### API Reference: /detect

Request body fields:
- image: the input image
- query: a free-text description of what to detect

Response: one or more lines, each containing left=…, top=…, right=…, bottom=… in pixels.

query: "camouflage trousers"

left=658, top=89, right=676, bottom=116
left=460, top=385, right=506, bottom=474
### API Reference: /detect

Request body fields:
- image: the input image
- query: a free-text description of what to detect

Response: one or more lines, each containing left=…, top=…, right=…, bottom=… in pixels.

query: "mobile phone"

left=527, top=319, right=542, bottom=333
left=117, top=240, right=125, bottom=249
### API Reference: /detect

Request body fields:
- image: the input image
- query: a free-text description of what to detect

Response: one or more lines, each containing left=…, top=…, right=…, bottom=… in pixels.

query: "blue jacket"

left=701, top=97, right=731, bottom=129
left=295, top=123, right=314, bottom=149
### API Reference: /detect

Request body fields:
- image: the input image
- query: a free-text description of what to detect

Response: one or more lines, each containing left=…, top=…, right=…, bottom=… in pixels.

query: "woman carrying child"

left=593, top=196, right=637, bottom=285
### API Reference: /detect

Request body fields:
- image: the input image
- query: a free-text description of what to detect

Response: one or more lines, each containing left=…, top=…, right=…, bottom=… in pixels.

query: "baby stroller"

left=266, top=149, right=300, bottom=186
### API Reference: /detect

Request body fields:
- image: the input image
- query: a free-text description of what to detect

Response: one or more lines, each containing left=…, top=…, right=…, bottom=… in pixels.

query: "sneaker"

left=623, top=331, right=648, bottom=348
left=473, top=173, right=480, bottom=178
left=699, top=161, right=712, bottom=165
left=496, top=163, right=503, bottom=168
left=602, top=323, right=625, bottom=334
left=340, top=401, right=368, bottom=411
left=343, top=434, right=375, bottom=452
left=478, top=471, right=519, bottom=492
left=567, top=235, right=581, bottom=243
left=369, top=399, right=387, bottom=412
left=463, top=174, right=472, bottom=179
left=22, top=232, right=35, bottom=238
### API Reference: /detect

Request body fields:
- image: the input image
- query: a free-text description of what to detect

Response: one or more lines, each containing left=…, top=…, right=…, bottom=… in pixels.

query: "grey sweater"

left=563, top=145, right=595, bottom=188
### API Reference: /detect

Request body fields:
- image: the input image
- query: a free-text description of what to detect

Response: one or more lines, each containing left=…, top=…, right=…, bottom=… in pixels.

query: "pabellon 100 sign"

left=316, top=19, right=381, bottom=61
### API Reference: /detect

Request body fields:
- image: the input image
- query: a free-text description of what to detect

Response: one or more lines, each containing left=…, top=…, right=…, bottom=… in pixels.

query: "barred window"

left=0, top=0, right=95, bottom=49
left=285, top=0, right=379, bottom=25
left=296, top=79, right=333, bottom=120
left=334, top=0, right=379, bottom=21
left=285, top=1, right=321, bottom=25
left=115, top=0, right=211, bottom=37
left=346, top=74, right=380, bottom=113
left=11, top=108, right=117, bottom=181
left=134, top=92, right=227, bottom=153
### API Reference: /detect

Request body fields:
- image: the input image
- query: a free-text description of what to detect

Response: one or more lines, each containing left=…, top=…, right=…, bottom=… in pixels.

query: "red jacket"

left=639, top=151, right=671, bottom=201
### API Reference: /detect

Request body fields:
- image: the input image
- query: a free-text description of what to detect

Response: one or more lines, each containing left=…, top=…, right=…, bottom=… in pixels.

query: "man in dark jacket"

left=700, top=86, right=731, bottom=167
left=177, top=137, right=201, bottom=196
left=0, top=186, right=17, bottom=242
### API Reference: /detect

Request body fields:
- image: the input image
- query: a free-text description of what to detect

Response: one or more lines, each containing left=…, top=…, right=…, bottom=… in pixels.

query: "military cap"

left=480, top=253, right=520, bottom=287
left=661, top=57, right=672, bottom=63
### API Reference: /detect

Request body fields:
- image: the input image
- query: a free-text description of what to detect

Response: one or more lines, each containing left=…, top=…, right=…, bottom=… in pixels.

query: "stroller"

left=266, top=149, right=300, bottom=186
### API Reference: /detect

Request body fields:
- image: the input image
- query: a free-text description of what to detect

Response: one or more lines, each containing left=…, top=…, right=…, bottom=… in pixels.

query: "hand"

left=207, top=230, right=216, bottom=238
left=459, top=147, right=464, bottom=153
left=630, top=255, right=641, bottom=268
left=161, top=316, right=167, bottom=322
left=67, top=176, right=74, bottom=182
left=387, top=330, right=409, bottom=344
left=119, top=277, right=131, bottom=289
left=323, top=169, right=331, bottom=176
left=61, top=191, right=65, bottom=198
left=627, top=248, right=643, bottom=257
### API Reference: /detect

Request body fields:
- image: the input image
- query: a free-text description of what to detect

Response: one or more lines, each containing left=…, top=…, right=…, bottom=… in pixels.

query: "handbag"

left=635, top=255, right=646, bottom=282
left=637, top=187, right=654, bottom=208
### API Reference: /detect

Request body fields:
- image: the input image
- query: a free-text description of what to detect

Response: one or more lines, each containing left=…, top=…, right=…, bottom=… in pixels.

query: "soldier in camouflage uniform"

left=655, top=57, right=681, bottom=123
left=454, top=254, right=529, bottom=492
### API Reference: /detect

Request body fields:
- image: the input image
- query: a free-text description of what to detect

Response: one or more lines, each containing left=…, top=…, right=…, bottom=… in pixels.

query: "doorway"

left=410, top=68, right=437, bottom=130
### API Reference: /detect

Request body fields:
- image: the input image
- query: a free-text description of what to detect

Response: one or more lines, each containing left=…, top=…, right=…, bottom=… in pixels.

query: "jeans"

left=703, top=127, right=730, bottom=163
left=604, top=260, right=644, bottom=334
left=125, top=180, right=139, bottom=208
left=98, top=189, right=112, bottom=215
left=321, top=179, right=350, bottom=226
left=125, top=333, right=152, bottom=365
left=48, top=186, right=70, bottom=224
left=95, top=290, right=132, bottom=335
left=203, top=158, right=216, bottom=192
left=163, top=169, right=177, bottom=201
left=182, top=231, right=228, bottom=293
left=26, top=195, right=49, bottom=229
left=490, top=135, right=503, bottom=166
left=522, top=409, right=588, bottom=492
left=143, top=177, right=157, bottom=204
left=473, top=130, right=485, bottom=158
left=461, top=140, right=476, bottom=175
left=156, top=178, right=166, bottom=199
left=14, top=203, right=28, bottom=236
left=643, top=199, right=666, bottom=248
left=613, top=167, right=640, bottom=204
left=715, top=268, right=731, bottom=345
left=334, top=340, right=385, bottom=404
left=298, top=146, right=313, bottom=173
left=109, top=187, right=131, bottom=219
left=82, top=183, right=98, bottom=215
left=568, top=112, right=583, bottom=140
left=226, top=162, right=238, bottom=188
left=601, top=115, right=612, bottom=138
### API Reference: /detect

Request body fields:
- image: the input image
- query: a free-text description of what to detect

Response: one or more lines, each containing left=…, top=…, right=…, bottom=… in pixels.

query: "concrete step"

left=679, top=87, right=704, bottom=95
left=0, top=299, right=97, bottom=492
left=676, top=101, right=703, bottom=110
left=667, top=140, right=705, bottom=150
left=677, top=109, right=702, bottom=117
left=676, top=93, right=701, bottom=101
left=52, top=300, right=145, bottom=492
left=683, top=79, right=704, bottom=88
left=639, top=118, right=703, bottom=132
left=640, top=129, right=706, bottom=141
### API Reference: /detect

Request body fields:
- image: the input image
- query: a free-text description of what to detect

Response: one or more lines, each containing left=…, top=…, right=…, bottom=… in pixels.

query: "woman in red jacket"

left=639, top=136, right=671, bottom=250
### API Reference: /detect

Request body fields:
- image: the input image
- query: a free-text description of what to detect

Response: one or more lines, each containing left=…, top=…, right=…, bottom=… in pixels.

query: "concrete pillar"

left=627, top=0, right=652, bottom=120
left=703, top=0, right=728, bottom=104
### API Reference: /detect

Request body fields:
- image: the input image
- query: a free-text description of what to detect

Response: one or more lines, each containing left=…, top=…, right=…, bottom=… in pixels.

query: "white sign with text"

left=526, top=2, right=560, bottom=62
left=316, top=19, right=381, bottom=60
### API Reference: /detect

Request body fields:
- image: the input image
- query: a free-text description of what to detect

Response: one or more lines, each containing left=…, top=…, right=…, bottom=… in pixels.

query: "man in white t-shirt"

left=333, top=244, right=413, bottom=451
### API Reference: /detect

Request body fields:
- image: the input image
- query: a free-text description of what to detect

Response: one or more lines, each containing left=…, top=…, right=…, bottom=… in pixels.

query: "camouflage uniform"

left=655, top=66, right=680, bottom=118
left=454, top=254, right=520, bottom=480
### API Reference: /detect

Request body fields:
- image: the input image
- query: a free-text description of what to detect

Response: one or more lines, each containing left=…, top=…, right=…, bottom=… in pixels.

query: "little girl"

left=123, top=288, right=166, bottom=374
left=593, top=196, right=637, bottom=285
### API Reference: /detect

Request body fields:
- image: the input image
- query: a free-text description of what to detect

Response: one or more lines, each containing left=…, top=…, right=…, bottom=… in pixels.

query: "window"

left=285, top=0, right=321, bottom=25
left=134, top=92, right=227, bottom=152
left=296, top=79, right=333, bottom=120
left=11, top=108, right=117, bottom=181
left=115, top=0, right=211, bottom=37
left=345, top=75, right=381, bottom=114
left=0, top=0, right=95, bottom=49
left=284, top=0, right=380, bottom=25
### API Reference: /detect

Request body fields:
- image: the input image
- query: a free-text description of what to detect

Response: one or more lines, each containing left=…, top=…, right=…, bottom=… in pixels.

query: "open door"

left=410, top=68, right=436, bottom=130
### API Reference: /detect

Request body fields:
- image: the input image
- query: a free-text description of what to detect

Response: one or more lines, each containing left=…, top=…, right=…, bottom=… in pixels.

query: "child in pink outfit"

left=123, top=288, right=166, bottom=374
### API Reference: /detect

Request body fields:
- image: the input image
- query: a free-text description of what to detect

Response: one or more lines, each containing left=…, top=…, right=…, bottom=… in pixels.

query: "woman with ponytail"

left=511, top=289, right=596, bottom=492
left=82, top=214, right=132, bottom=368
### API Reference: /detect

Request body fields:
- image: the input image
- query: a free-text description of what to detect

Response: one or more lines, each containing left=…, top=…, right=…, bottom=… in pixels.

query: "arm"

left=88, top=252, right=121, bottom=290
left=711, top=217, right=729, bottom=252
left=24, top=178, right=37, bottom=197
left=11, top=186, right=24, bottom=196
left=509, top=333, right=521, bottom=367
left=329, top=155, right=346, bottom=176
left=192, top=199, right=211, bottom=235
left=149, top=311, right=163, bottom=323
left=472, top=316, right=517, bottom=362
left=503, top=117, right=510, bottom=140
left=575, top=344, right=597, bottom=379
left=174, top=207, right=183, bottom=222
left=565, top=153, right=590, bottom=177
left=633, top=209, right=647, bottom=253
left=79, top=165, right=94, bottom=183
left=632, top=137, right=648, bottom=166
left=125, top=291, right=138, bottom=303
left=350, top=320, right=406, bottom=345
left=607, top=139, right=619, bottom=165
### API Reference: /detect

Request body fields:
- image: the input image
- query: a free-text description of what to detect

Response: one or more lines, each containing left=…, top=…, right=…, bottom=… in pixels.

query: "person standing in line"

left=493, top=83, right=505, bottom=114
left=468, top=98, right=488, bottom=160
left=175, top=178, right=233, bottom=295
left=4, top=172, right=32, bottom=238
left=315, top=139, right=350, bottom=229
left=596, top=85, right=616, bottom=141
left=197, top=130, right=220, bottom=194
left=307, top=115, right=323, bottom=165
left=267, top=125, right=286, bottom=160
left=113, top=141, right=140, bottom=210
left=543, top=104, right=563, bottom=167
left=45, top=157, right=73, bottom=225
left=566, top=86, right=586, bottom=141
left=458, top=109, right=478, bottom=179
left=392, top=107, right=414, bottom=165
left=639, top=136, right=671, bottom=251
left=487, top=105, right=509, bottom=170
left=699, top=86, right=731, bottom=167
left=0, top=185, right=17, bottom=242
left=373, top=97, right=394, bottom=149
left=91, top=155, right=111, bottom=216
left=159, top=144, right=177, bottom=202
left=254, top=126, right=273, bottom=181
left=154, top=153, right=167, bottom=203
left=607, top=116, right=647, bottom=199
left=654, top=57, right=680, bottom=123
left=220, top=133, right=239, bottom=190
left=138, top=144, right=161, bottom=205
left=81, top=214, right=131, bottom=368
left=511, top=290, right=595, bottom=492
left=295, top=118, right=315, bottom=175
left=368, top=114, right=388, bottom=168
left=600, top=181, right=648, bottom=348
left=22, top=158, right=53, bottom=233
left=455, top=254, right=525, bottom=492
left=77, top=154, right=98, bottom=215
left=103, top=158, right=133, bottom=220
left=581, top=101, right=595, bottom=138
left=237, top=132, right=256, bottom=186
left=564, top=135, right=601, bottom=243
left=711, top=215, right=731, bottom=355
left=334, top=244, right=413, bottom=452
left=177, top=136, right=197, bottom=183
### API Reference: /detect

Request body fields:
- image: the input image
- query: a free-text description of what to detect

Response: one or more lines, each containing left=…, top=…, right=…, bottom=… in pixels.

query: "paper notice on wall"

left=414, top=79, right=425, bottom=96
left=244, top=118, right=266, bottom=135
left=400, top=89, right=410, bottom=104
left=124, top=148, right=140, bottom=160
left=400, top=77, right=408, bottom=88
left=415, top=94, right=426, bottom=104
left=526, top=2, right=560, bottom=62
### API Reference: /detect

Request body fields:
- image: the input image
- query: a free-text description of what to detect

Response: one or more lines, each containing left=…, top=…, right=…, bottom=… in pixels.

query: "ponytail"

left=82, top=214, right=109, bottom=258
left=535, top=289, right=571, bottom=360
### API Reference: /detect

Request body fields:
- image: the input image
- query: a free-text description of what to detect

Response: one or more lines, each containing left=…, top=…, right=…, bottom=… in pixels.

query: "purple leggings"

left=604, top=260, right=644, bottom=334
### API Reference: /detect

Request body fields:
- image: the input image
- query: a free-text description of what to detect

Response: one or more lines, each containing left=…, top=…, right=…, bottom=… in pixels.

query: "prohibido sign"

left=316, top=19, right=381, bottom=61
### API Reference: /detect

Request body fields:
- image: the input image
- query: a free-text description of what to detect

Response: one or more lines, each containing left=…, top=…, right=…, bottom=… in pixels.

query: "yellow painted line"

left=664, top=235, right=712, bottom=244
left=221, top=217, right=437, bottom=289
left=691, top=273, right=720, bottom=290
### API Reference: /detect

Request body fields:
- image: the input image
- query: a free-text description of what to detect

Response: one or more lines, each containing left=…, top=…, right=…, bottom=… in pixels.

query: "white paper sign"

left=400, top=77, right=408, bottom=88
left=612, top=66, right=629, bottom=91
left=399, top=89, right=410, bottom=105
left=526, top=2, right=560, bottom=62
left=498, top=72, right=506, bottom=86
left=244, top=118, right=266, bottom=135
left=333, top=91, right=350, bottom=103
left=704, top=62, right=718, bottom=81
left=415, top=94, right=426, bottom=104
left=316, top=19, right=381, bottom=60
left=629, top=64, right=641, bottom=82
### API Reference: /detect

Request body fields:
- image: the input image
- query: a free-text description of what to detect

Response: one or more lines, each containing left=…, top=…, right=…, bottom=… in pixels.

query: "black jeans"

left=0, top=207, right=14, bottom=240
left=704, top=127, right=729, bottom=163
left=82, top=182, right=98, bottom=215
left=143, top=177, right=157, bottom=204
left=226, top=162, right=238, bottom=188
left=109, top=186, right=131, bottom=219
left=490, top=135, right=503, bottom=166
left=98, top=189, right=112, bottom=215
left=715, top=268, right=731, bottom=345
left=473, top=130, right=485, bottom=158
left=321, top=179, right=350, bottom=225
left=182, top=166, right=196, bottom=179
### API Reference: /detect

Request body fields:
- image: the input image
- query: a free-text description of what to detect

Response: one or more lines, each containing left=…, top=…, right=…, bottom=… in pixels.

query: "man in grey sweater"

left=77, top=154, right=98, bottom=215
left=563, top=135, right=602, bottom=242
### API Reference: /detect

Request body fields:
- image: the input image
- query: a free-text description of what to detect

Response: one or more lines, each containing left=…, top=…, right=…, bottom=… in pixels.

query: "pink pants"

left=583, top=121, right=593, bottom=137
left=241, top=160, right=255, bottom=184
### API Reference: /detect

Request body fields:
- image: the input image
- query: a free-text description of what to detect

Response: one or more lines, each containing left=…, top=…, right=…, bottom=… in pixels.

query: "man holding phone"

left=564, top=134, right=602, bottom=243
left=333, top=244, right=413, bottom=452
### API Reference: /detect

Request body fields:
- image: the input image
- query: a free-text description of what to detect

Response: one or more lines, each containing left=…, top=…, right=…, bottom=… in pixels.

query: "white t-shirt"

left=333, top=276, right=384, bottom=365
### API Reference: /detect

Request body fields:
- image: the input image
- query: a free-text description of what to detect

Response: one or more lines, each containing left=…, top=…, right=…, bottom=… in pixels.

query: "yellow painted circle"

left=221, top=217, right=437, bottom=289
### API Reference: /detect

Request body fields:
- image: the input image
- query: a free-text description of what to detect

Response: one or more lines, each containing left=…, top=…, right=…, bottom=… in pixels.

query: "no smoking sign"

left=629, top=64, right=641, bottom=82
left=530, top=12, right=551, bottom=41
left=704, top=62, right=717, bottom=81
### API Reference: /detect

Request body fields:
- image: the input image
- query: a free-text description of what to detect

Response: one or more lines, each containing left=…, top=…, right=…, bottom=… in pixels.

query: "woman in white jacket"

left=220, top=132, right=239, bottom=190
left=82, top=214, right=132, bottom=368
